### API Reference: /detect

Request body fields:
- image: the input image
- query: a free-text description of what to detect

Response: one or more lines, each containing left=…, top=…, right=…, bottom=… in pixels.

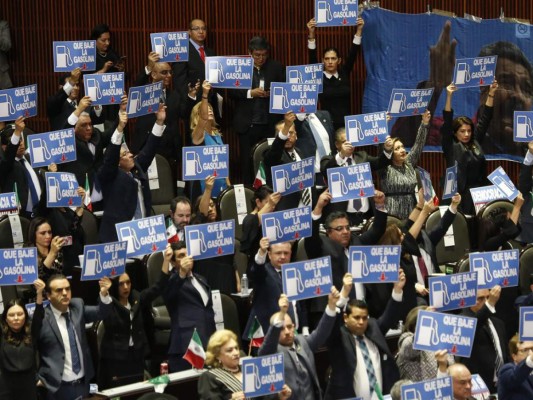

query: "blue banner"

left=413, top=310, right=477, bottom=357
left=470, top=185, right=506, bottom=214
left=387, top=88, right=433, bottom=117
left=514, top=111, right=533, bottom=142
left=401, top=377, right=453, bottom=400
left=53, top=40, right=96, bottom=72
left=150, top=32, right=189, bottom=62
left=0, top=84, right=38, bottom=122
left=345, top=111, right=388, bottom=146
left=115, top=215, right=167, bottom=257
left=417, top=167, right=434, bottom=202
left=428, top=272, right=478, bottom=312
left=471, top=374, right=490, bottom=398
left=82, top=72, right=125, bottom=106
left=26, top=300, right=50, bottom=318
left=182, top=145, right=229, bottom=180
left=519, top=306, right=533, bottom=341
left=261, top=206, right=312, bottom=244
left=326, top=162, right=375, bottom=203
left=286, top=64, right=323, bottom=93
left=81, top=241, right=127, bottom=281
left=28, top=129, right=76, bottom=168
left=271, top=157, right=315, bottom=196
left=184, top=220, right=235, bottom=260
left=452, top=56, right=497, bottom=88
left=0, top=247, right=38, bottom=286
left=348, top=245, right=401, bottom=283
left=242, top=353, right=284, bottom=398
left=45, top=172, right=82, bottom=208
left=442, top=162, right=458, bottom=200
left=205, top=56, right=253, bottom=89
left=314, top=0, right=359, bottom=27
left=269, top=83, right=319, bottom=114
left=0, top=192, right=18, bottom=216
left=281, top=256, right=332, bottom=301
left=469, top=249, right=519, bottom=290
left=126, top=81, right=163, bottom=118
left=488, top=166, right=519, bottom=201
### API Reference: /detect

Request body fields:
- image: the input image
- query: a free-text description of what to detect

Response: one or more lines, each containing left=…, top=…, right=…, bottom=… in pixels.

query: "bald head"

left=448, top=363, right=472, bottom=400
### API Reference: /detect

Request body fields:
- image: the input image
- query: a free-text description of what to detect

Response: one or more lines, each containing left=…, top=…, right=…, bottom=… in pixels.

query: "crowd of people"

left=1, top=13, right=533, bottom=400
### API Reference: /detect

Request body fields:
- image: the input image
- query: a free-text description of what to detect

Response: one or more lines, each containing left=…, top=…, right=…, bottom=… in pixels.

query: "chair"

left=520, top=244, right=533, bottom=294
left=455, top=254, right=471, bottom=274
left=150, top=154, right=176, bottom=217
left=233, top=239, right=248, bottom=279
left=477, top=199, right=514, bottom=221
left=216, top=185, right=255, bottom=242
left=145, top=251, right=170, bottom=322
left=80, top=210, right=99, bottom=245
left=221, top=294, right=241, bottom=345
left=250, top=138, right=271, bottom=181
left=0, top=215, right=30, bottom=247
left=361, top=215, right=403, bottom=232
left=296, top=238, right=309, bottom=262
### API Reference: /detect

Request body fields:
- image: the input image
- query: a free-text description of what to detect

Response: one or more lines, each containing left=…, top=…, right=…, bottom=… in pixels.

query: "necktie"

left=345, top=158, right=362, bottom=211
left=19, top=159, right=39, bottom=209
left=289, top=152, right=311, bottom=206
left=62, top=312, right=81, bottom=374
left=199, top=46, right=206, bottom=62
left=289, top=152, right=296, bottom=161
left=130, top=172, right=143, bottom=219
left=487, top=319, right=504, bottom=383
left=417, top=255, right=429, bottom=281
left=307, top=114, right=328, bottom=159
left=357, top=336, right=378, bottom=397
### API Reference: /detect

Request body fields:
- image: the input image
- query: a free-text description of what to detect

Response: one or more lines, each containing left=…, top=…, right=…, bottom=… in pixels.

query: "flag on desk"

left=84, top=174, right=92, bottom=212
left=183, top=329, right=206, bottom=369
left=166, top=219, right=179, bottom=243
left=253, top=161, right=266, bottom=190
left=248, top=316, right=264, bottom=347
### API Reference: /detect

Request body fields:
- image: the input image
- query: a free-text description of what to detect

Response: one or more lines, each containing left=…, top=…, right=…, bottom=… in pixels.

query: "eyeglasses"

left=191, top=27, right=207, bottom=32
left=518, top=347, right=533, bottom=353
left=328, top=225, right=350, bottom=232
left=251, top=52, right=268, bottom=59
left=159, top=70, right=172, bottom=75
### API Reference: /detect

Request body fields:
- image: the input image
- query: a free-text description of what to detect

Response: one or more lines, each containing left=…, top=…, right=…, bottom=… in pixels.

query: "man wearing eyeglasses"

left=498, top=334, right=533, bottom=400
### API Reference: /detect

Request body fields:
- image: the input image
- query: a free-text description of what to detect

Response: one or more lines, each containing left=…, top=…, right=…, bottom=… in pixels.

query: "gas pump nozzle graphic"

left=285, top=267, right=305, bottom=297
left=516, top=115, right=533, bottom=139
left=492, top=175, right=515, bottom=197
left=431, top=281, right=451, bottom=308
left=417, top=316, right=440, bottom=346
left=330, top=172, right=348, bottom=198
left=274, top=169, right=291, bottom=193
left=444, top=170, right=456, bottom=195
left=351, top=251, right=369, bottom=279
left=208, top=61, right=225, bottom=84
left=185, top=151, right=203, bottom=176
left=288, top=70, right=303, bottom=83
left=264, top=217, right=283, bottom=241
left=244, top=364, right=261, bottom=393
left=471, top=257, right=493, bottom=286
left=272, top=87, right=290, bottom=110
left=119, top=226, right=142, bottom=254
left=523, top=311, right=533, bottom=337
left=128, top=91, right=142, bottom=114
left=347, top=119, right=365, bottom=143
left=455, top=62, right=471, bottom=85
left=0, top=94, right=16, bottom=118
left=86, top=78, right=103, bottom=101
left=316, top=1, right=333, bottom=23
left=390, top=93, right=407, bottom=114
left=56, top=45, right=73, bottom=68
left=84, top=249, right=103, bottom=276
left=153, top=37, right=168, bottom=58
left=403, top=388, right=422, bottom=400
left=32, top=138, right=52, bottom=164
left=188, top=229, right=208, bottom=257
left=47, top=177, right=62, bottom=203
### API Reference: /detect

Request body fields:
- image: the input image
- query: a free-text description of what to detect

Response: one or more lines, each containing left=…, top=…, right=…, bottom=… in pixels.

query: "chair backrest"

left=96, top=320, right=105, bottom=354
left=146, top=251, right=166, bottom=309
left=456, top=254, right=470, bottom=274
left=150, top=154, right=175, bottom=216
left=233, top=239, right=248, bottom=278
left=221, top=293, right=241, bottom=345
left=477, top=199, right=514, bottom=220
left=520, top=244, right=533, bottom=295
left=251, top=139, right=270, bottom=180
left=425, top=208, right=471, bottom=267
left=0, top=215, right=30, bottom=248
left=295, top=238, right=309, bottom=262
left=361, top=215, right=403, bottom=233
left=216, top=185, right=255, bottom=241
left=80, top=210, right=99, bottom=245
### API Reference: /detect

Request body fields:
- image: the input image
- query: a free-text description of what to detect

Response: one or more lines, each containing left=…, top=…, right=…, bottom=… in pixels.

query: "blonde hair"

left=205, top=329, right=239, bottom=368
left=189, top=102, right=220, bottom=136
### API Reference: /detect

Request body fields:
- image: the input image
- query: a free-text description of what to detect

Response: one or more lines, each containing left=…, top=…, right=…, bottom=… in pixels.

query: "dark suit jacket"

left=498, top=360, right=533, bottom=400
left=326, top=296, right=402, bottom=399
left=162, top=271, right=215, bottom=355
left=35, top=298, right=112, bottom=393
left=97, top=130, right=161, bottom=243
left=294, top=110, right=335, bottom=160
left=46, top=88, right=104, bottom=131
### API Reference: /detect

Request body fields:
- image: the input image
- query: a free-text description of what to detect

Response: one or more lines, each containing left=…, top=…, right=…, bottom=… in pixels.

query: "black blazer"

left=294, top=110, right=336, bottom=160
left=46, top=88, right=104, bottom=131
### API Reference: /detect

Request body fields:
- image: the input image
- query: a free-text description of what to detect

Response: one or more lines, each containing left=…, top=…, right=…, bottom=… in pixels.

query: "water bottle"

left=241, top=274, right=249, bottom=295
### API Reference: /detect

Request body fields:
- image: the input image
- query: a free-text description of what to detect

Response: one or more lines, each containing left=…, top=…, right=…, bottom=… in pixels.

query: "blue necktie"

left=357, top=335, right=378, bottom=396
left=19, top=158, right=39, bottom=208
left=62, top=312, right=81, bottom=374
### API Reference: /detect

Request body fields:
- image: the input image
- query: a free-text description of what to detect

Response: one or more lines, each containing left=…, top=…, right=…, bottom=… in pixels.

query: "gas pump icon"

left=330, top=172, right=348, bottom=198
left=431, top=281, right=450, bottom=308
left=47, top=177, right=62, bottom=203
left=455, top=62, right=471, bottom=85
left=444, top=170, right=456, bottom=195
left=417, top=315, right=440, bottom=346
left=284, top=267, right=305, bottom=297
left=31, top=138, right=52, bottom=164
left=86, top=78, right=102, bottom=101
left=0, top=94, right=16, bottom=118
left=522, top=311, right=533, bottom=337
left=492, top=175, right=515, bottom=198
left=390, top=92, right=406, bottom=114
left=128, top=91, right=142, bottom=114
left=316, top=1, right=333, bottom=23
left=351, top=251, right=369, bottom=279
left=472, top=257, right=493, bottom=286
left=188, top=229, right=207, bottom=257
left=119, top=226, right=142, bottom=254
left=84, top=249, right=103, bottom=276
left=403, top=388, right=422, bottom=400
left=184, top=151, right=203, bottom=176
left=288, top=70, right=302, bottom=83
left=264, top=217, right=283, bottom=241
left=55, top=45, right=73, bottom=68
left=272, top=87, right=289, bottom=110
left=347, top=119, right=365, bottom=143
left=153, top=37, right=168, bottom=58
left=274, top=169, right=291, bottom=193
left=244, top=364, right=261, bottom=393
left=516, top=115, right=533, bottom=139
left=208, top=61, right=225, bottom=84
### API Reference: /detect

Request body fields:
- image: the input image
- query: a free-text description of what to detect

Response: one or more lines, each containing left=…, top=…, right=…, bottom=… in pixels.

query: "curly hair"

left=205, top=329, right=239, bottom=368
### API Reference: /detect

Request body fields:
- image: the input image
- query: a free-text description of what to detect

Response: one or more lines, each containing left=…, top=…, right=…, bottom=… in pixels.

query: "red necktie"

left=199, top=46, right=205, bottom=62
left=418, top=255, right=429, bottom=280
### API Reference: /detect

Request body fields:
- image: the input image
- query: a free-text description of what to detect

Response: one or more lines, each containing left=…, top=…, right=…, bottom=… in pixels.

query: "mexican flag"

left=166, top=219, right=179, bottom=243
left=84, top=174, right=92, bottom=211
left=248, top=316, right=264, bottom=347
left=183, top=330, right=206, bottom=369
left=253, top=161, right=266, bottom=190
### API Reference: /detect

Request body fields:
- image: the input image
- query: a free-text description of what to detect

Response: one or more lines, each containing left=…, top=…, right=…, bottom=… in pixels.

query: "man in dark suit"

left=228, top=36, right=284, bottom=183
left=460, top=285, right=508, bottom=394
left=498, top=334, right=533, bottom=400
left=326, top=270, right=406, bottom=399
left=97, top=103, right=164, bottom=243
left=35, top=274, right=112, bottom=400
left=162, top=241, right=216, bottom=372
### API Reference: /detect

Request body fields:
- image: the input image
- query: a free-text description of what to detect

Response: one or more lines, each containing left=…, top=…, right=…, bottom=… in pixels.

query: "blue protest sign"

left=387, top=88, right=434, bottom=117
left=514, top=111, right=533, bottom=142
left=204, top=56, right=253, bottom=89
left=271, top=157, right=315, bottom=196
left=182, top=145, right=229, bottom=180
left=0, top=84, right=38, bottom=122
left=53, top=40, right=96, bottom=72
left=150, top=32, right=189, bottom=63
left=0, top=247, right=38, bottom=286
left=286, top=64, right=323, bottom=93
left=471, top=374, right=490, bottom=398
left=184, top=220, right=235, bottom=260
left=401, top=377, right=453, bottom=400
left=261, top=206, right=312, bottom=244
left=0, top=192, right=18, bottom=216
left=126, top=81, right=163, bottom=118
left=314, top=0, right=359, bottom=27
left=115, top=215, right=167, bottom=257
left=28, top=129, right=76, bottom=168
left=453, top=56, right=497, bottom=88
left=417, top=167, right=434, bottom=202
left=45, top=172, right=82, bottom=208
left=428, top=272, right=478, bottom=312
left=468, top=249, right=519, bottom=290
left=470, top=185, right=506, bottom=214
left=83, top=72, right=124, bottom=106
left=442, top=163, right=458, bottom=200
left=26, top=300, right=50, bottom=318
left=242, top=353, right=284, bottom=398
left=348, top=245, right=400, bottom=283
left=269, top=83, right=319, bottom=114
left=281, top=256, right=332, bottom=301
left=326, top=162, right=375, bottom=203
left=519, top=307, right=533, bottom=341
left=413, top=310, right=477, bottom=357
left=344, top=111, right=388, bottom=146
left=488, top=166, right=519, bottom=201
left=81, top=241, right=127, bottom=281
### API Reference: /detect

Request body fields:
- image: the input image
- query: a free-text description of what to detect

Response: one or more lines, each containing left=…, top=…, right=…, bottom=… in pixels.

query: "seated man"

left=497, top=334, right=533, bottom=400
left=448, top=363, right=475, bottom=400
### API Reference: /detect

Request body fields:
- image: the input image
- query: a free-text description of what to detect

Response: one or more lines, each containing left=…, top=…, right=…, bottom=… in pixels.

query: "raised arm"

left=307, top=18, right=318, bottom=64
left=192, top=80, right=211, bottom=145
left=474, top=81, right=497, bottom=144
left=406, top=110, right=431, bottom=167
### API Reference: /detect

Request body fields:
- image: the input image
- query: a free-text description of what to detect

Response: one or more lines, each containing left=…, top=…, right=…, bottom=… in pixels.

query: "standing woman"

left=0, top=279, right=45, bottom=400
left=441, top=81, right=498, bottom=215
left=91, top=24, right=124, bottom=74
